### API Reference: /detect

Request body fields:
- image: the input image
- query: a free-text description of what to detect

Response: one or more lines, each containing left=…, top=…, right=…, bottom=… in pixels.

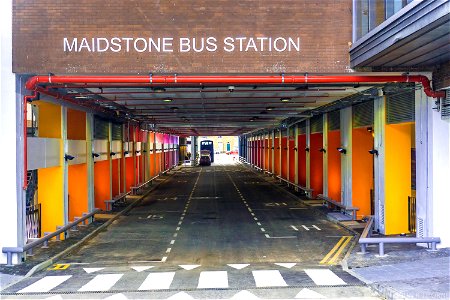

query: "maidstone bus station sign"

left=13, top=0, right=352, bottom=74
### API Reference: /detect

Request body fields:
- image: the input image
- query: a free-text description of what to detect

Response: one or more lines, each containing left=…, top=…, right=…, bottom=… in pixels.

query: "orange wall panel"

left=38, top=166, right=64, bottom=236
left=352, top=128, right=374, bottom=218
left=67, top=109, right=86, bottom=140
left=68, top=164, right=88, bottom=222
left=310, top=133, right=323, bottom=197
left=281, top=137, right=288, bottom=179
left=274, top=138, right=280, bottom=175
left=298, top=135, right=306, bottom=186
left=289, top=140, right=295, bottom=182
left=112, top=159, right=120, bottom=196
left=94, top=160, right=111, bottom=210
left=328, top=131, right=341, bottom=201
left=125, top=157, right=135, bottom=192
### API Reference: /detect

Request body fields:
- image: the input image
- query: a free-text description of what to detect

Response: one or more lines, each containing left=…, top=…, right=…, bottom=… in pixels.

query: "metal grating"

left=328, top=110, right=340, bottom=131
left=442, top=90, right=450, bottom=119
left=94, top=116, right=109, bottom=139
left=310, top=116, right=323, bottom=133
left=111, top=123, right=123, bottom=141
left=417, top=218, right=424, bottom=238
left=386, top=90, right=415, bottom=124
left=353, top=100, right=374, bottom=128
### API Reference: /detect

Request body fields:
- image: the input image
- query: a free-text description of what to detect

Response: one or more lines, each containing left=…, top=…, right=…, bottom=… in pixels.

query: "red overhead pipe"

left=25, top=74, right=445, bottom=98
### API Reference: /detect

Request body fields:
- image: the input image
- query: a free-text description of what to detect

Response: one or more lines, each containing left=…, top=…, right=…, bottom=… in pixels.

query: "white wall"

left=0, top=0, right=21, bottom=264
left=428, top=96, right=450, bottom=248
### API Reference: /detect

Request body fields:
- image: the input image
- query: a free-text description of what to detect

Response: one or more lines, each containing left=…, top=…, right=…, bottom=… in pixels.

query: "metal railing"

left=131, top=174, right=160, bottom=195
left=2, top=208, right=100, bottom=266
left=276, top=175, right=313, bottom=198
left=358, top=216, right=440, bottom=256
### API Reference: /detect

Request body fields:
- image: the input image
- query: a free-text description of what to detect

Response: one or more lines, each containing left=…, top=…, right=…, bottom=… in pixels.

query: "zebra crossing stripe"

left=197, top=271, right=228, bottom=289
left=78, top=274, right=123, bottom=292
left=17, top=275, right=72, bottom=293
left=304, top=269, right=347, bottom=286
left=252, top=270, right=288, bottom=287
left=138, top=272, right=175, bottom=290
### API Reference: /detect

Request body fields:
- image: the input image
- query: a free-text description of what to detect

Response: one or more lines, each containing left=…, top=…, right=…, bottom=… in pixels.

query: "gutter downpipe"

left=22, top=73, right=445, bottom=189
left=23, top=91, right=38, bottom=190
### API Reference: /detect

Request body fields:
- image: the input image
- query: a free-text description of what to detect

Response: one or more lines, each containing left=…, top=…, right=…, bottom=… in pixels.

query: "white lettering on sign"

left=63, top=36, right=300, bottom=54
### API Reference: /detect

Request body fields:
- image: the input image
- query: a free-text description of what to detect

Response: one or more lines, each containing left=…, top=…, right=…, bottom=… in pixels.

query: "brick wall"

left=13, top=0, right=352, bottom=74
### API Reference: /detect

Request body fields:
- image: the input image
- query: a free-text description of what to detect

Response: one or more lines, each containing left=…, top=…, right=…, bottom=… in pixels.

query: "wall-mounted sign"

left=63, top=36, right=300, bottom=54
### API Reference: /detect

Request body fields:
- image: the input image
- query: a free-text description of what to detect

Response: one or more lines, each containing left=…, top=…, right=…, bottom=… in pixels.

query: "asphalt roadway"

left=1, top=158, right=381, bottom=299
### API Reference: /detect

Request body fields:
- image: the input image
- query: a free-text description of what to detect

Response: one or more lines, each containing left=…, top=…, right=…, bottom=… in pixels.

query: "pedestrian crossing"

left=8, top=268, right=359, bottom=294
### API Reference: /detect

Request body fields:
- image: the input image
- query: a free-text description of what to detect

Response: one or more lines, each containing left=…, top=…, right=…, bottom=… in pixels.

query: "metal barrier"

left=276, top=175, right=313, bottom=198
left=317, top=194, right=359, bottom=220
left=104, top=192, right=130, bottom=211
left=131, top=174, right=160, bottom=195
left=2, top=208, right=101, bottom=266
left=358, top=216, right=440, bottom=256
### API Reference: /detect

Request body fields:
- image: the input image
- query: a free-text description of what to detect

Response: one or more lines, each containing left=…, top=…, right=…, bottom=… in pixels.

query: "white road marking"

left=295, top=288, right=326, bottom=298
left=274, top=263, right=296, bottom=269
left=103, top=293, right=128, bottom=300
left=161, top=256, right=167, bottom=262
left=83, top=267, right=104, bottom=274
left=44, top=296, right=64, bottom=300
left=179, top=264, right=200, bottom=270
left=260, top=228, right=266, bottom=232
left=254, top=217, right=258, bottom=221
left=304, top=269, right=346, bottom=285
left=265, top=234, right=271, bottom=238
left=197, top=271, right=229, bottom=288
left=227, top=263, right=250, bottom=270
left=291, top=225, right=299, bottom=231
left=167, top=291, right=194, bottom=299
left=302, top=225, right=321, bottom=231
left=138, top=272, right=175, bottom=290
left=166, top=248, right=172, bottom=253
left=252, top=270, right=288, bottom=287
left=289, top=207, right=308, bottom=210
left=18, top=275, right=72, bottom=293
left=178, top=221, right=182, bottom=225
left=176, top=227, right=180, bottom=231
left=231, top=290, right=260, bottom=299
left=170, top=240, right=175, bottom=245
left=78, top=274, right=123, bottom=291
left=173, top=233, right=178, bottom=238
left=257, top=222, right=262, bottom=226
left=131, top=266, right=154, bottom=272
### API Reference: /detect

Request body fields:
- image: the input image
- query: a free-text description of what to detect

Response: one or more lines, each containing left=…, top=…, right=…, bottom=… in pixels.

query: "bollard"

left=42, top=232, right=50, bottom=248
left=55, top=226, right=63, bottom=241
left=379, top=242, right=385, bottom=256
left=360, top=243, right=367, bottom=254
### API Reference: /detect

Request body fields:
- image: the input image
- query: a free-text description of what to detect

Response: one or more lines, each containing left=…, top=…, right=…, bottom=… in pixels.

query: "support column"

left=271, top=130, right=275, bottom=173
left=323, top=114, right=329, bottom=197
left=62, top=106, right=69, bottom=226
left=108, top=123, right=113, bottom=200
left=340, top=107, right=353, bottom=208
left=287, top=126, right=290, bottom=180
left=416, top=88, right=450, bottom=247
left=294, top=124, right=299, bottom=186
left=86, top=113, right=94, bottom=212
left=278, top=129, right=282, bottom=176
left=0, top=3, right=23, bottom=262
left=306, top=120, right=311, bottom=189
left=374, top=90, right=386, bottom=233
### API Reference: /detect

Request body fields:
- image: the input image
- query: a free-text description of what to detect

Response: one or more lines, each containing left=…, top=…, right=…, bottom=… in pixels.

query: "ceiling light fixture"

left=153, top=87, right=166, bottom=93
left=266, top=107, right=275, bottom=111
left=280, top=97, right=291, bottom=102
left=162, top=98, right=173, bottom=102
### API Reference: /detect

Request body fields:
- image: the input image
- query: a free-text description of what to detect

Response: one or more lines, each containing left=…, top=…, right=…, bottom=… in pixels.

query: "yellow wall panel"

left=38, top=166, right=64, bottom=237
left=36, top=101, right=61, bottom=138
left=385, top=123, right=413, bottom=234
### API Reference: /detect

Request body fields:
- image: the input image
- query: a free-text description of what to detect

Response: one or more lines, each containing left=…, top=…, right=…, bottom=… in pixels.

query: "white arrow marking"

left=131, top=266, right=154, bottom=272
left=83, top=267, right=104, bottom=274
left=274, top=263, right=296, bottom=269
left=231, top=290, right=260, bottom=299
left=227, top=264, right=250, bottom=270
left=179, top=264, right=200, bottom=270
left=295, top=288, right=326, bottom=298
